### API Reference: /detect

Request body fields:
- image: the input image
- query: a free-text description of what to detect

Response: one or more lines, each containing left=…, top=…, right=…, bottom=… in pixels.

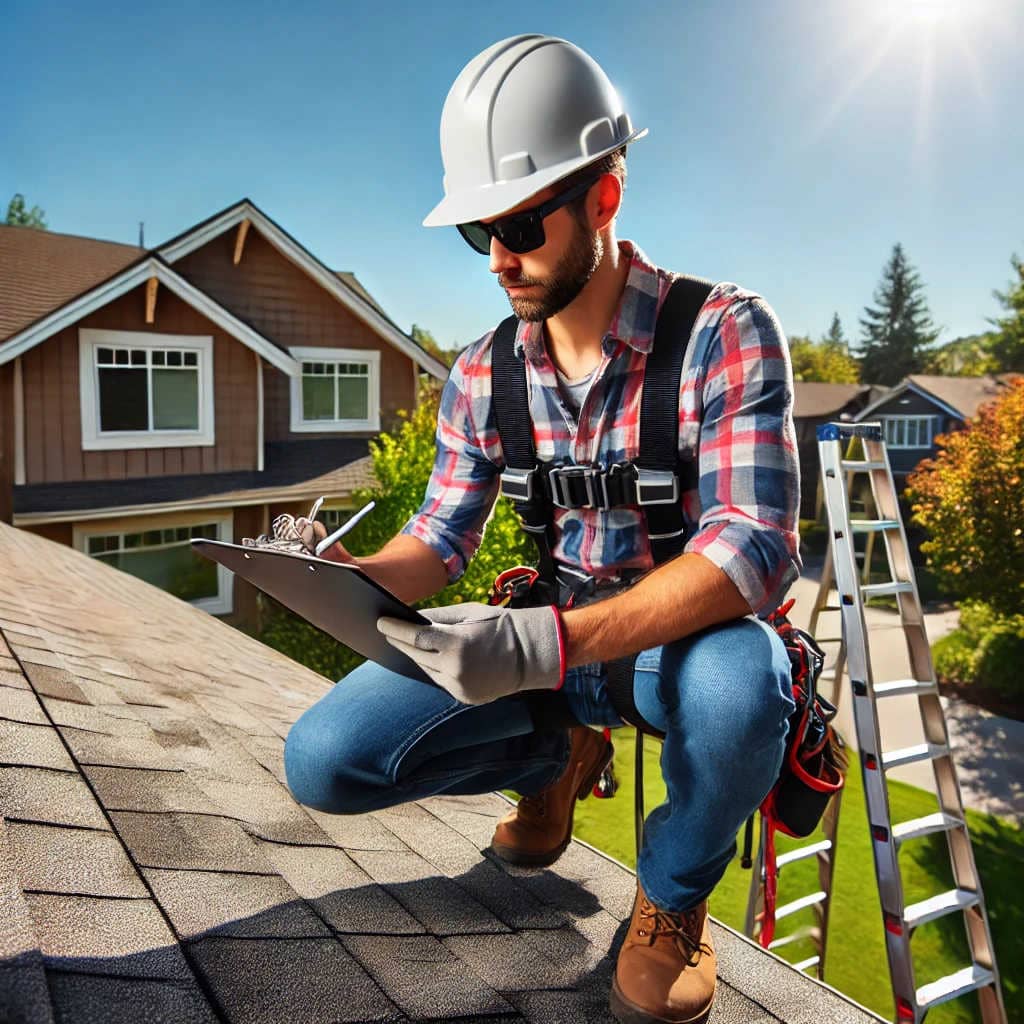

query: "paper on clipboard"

left=192, top=539, right=434, bottom=684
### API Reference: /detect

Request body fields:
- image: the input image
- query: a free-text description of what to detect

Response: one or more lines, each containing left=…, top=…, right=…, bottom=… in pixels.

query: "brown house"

left=0, top=200, right=448, bottom=630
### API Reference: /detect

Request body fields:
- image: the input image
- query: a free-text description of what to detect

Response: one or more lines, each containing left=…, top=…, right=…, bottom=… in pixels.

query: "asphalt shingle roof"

left=0, top=523, right=883, bottom=1023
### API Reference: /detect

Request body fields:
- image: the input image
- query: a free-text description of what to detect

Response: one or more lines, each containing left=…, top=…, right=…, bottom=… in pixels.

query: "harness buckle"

left=500, top=466, right=536, bottom=502
left=634, top=468, right=680, bottom=506
left=549, top=465, right=609, bottom=510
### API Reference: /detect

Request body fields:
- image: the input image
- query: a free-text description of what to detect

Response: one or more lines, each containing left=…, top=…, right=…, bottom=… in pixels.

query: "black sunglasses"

left=457, top=175, right=601, bottom=255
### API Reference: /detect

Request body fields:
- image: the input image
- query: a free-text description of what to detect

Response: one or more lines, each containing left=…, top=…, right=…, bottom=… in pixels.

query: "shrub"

left=974, top=619, right=1024, bottom=698
left=932, top=599, right=1024, bottom=703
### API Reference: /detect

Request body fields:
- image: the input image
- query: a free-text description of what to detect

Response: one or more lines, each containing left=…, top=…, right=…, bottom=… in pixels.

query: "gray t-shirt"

left=556, top=366, right=597, bottom=420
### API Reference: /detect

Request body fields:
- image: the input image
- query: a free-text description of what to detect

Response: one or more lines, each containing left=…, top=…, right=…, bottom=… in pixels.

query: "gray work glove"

left=377, top=602, right=566, bottom=706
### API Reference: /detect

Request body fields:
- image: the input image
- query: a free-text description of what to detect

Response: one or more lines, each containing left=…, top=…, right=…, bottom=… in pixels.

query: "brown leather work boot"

left=610, top=882, right=717, bottom=1024
left=490, top=725, right=613, bottom=867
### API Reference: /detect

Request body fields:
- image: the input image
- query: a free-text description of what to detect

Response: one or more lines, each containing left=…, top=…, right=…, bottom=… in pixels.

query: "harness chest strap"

left=490, top=275, right=715, bottom=735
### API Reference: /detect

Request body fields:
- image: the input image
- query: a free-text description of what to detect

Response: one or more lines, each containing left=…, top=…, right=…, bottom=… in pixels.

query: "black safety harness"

left=490, top=275, right=714, bottom=737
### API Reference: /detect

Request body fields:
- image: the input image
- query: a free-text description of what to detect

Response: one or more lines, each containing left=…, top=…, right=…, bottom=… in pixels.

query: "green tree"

left=823, top=312, right=846, bottom=349
left=5, top=193, right=47, bottom=229
left=907, top=378, right=1024, bottom=618
left=987, top=253, right=1024, bottom=372
left=858, top=243, right=939, bottom=386
left=924, top=332, right=999, bottom=376
left=411, top=324, right=460, bottom=368
left=788, top=334, right=860, bottom=383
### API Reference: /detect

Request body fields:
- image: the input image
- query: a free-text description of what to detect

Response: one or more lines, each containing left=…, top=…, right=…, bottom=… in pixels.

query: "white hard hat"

left=424, top=34, right=647, bottom=227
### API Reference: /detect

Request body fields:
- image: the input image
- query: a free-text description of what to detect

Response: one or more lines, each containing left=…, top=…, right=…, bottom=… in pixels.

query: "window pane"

left=115, top=349, right=130, bottom=366
left=124, top=532, right=143, bottom=549
left=303, top=376, right=335, bottom=420
left=99, top=367, right=148, bottom=431
left=907, top=420, right=918, bottom=446
left=184, top=352, right=197, bottom=367
left=337, top=376, right=369, bottom=420
left=130, top=349, right=146, bottom=366
left=153, top=368, right=199, bottom=430
left=153, top=351, right=165, bottom=366
left=97, top=545, right=218, bottom=602
left=167, top=351, right=182, bottom=367
left=87, top=536, right=109, bottom=555
left=97, top=347, right=113, bottom=364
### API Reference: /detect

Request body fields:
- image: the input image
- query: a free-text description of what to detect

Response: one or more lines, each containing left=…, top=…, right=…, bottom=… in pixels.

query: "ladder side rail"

left=818, top=432, right=920, bottom=1013
left=863, top=432, right=1006, bottom=1022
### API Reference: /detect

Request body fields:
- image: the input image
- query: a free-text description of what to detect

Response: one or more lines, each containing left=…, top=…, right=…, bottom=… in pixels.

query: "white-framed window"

left=289, top=346, right=380, bottom=432
left=79, top=329, right=215, bottom=450
left=74, top=512, right=234, bottom=615
left=883, top=415, right=935, bottom=449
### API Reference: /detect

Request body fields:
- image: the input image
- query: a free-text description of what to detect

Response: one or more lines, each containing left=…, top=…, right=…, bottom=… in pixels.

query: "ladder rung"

left=893, top=812, right=963, bottom=846
left=776, top=839, right=832, bottom=868
left=792, top=955, right=821, bottom=973
left=917, top=965, right=996, bottom=1011
left=904, top=888, right=979, bottom=930
left=841, top=460, right=887, bottom=471
left=767, top=926, right=819, bottom=950
left=850, top=519, right=901, bottom=533
left=881, top=742, right=949, bottom=771
left=775, top=891, right=828, bottom=920
left=873, top=678, right=938, bottom=698
left=861, top=581, right=915, bottom=598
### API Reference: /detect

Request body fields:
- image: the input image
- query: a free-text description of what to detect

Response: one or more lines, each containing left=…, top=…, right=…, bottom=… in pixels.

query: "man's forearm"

left=323, top=534, right=449, bottom=605
left=561, top=553, right=752, bottom=668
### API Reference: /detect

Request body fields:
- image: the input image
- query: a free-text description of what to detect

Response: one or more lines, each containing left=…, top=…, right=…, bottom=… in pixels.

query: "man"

left=285, top=34, right=800, bottom=1024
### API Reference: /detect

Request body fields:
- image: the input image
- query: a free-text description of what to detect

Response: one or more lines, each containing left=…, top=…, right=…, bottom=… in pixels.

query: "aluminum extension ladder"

left=750, top=421, right=1005, bottom=1023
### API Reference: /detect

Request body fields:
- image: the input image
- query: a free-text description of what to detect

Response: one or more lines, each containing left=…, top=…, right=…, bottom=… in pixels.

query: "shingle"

left=42, top=697, right=153, bottom=737
left=19, top=662, right=90, bottom=703
left=47, top=971, right=217, bottom=1024
left=375, top=803, right=567, bottom=930
left=188, top=936, right=401, bottom=1023
left=708, top=983, right=782, bottom=1023
left=83, top=766, right=220, bottom=815
left=0, top=767, right=110, bottom=830
left=348, top=848, right=512, bottom=936
left=110, top=811, right=275, bottom=873
left=25, top=893, right=192, bottom=980
left=143, top=867, right=330, bottom=940
left=419, top=792, right=509, bottom=848
left=343, top=933, right=515, bottom=1020
left=444, top=931, right=588, bottom=992
left=509, top=987, right=620, bottom=1024
left=0, top=820, right=41, bottom=960
left=6, top=821, right=147, bottom=898
left=0, top=720, right=75, bottom=771
left=1, top=630, right=48, bottom=651
left=301, top=805, right=409, bottom=852
left=0, top=960, right=55, bottom=1024
left=0, top=687, right=49, bottom=726
left=0, top=666, right=30, bottom=690
left=255, top=839, right=425, bottom=935
left=61, top=727, right=176, bottom=770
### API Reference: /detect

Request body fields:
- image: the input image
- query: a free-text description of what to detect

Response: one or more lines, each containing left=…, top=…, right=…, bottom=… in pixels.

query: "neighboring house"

left=0, top=201, right=448, bottom=630
left=854, top=374, right=1019, bottom=483
left=791, top=381, right=873, bottom=519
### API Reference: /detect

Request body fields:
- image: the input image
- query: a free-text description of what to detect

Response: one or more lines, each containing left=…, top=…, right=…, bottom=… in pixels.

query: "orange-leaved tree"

left=907, top=378, right=1024, bottom=618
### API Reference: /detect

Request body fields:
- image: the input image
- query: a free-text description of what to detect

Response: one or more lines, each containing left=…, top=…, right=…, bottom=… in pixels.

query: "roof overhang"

left=0, top=256, right=301, bottom=377
left=855, top=379, right=964, bottom=422
left=158, top=200, right=450, bottom=381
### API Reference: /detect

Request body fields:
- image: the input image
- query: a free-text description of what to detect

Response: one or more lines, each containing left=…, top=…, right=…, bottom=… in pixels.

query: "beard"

left=500, top=218, right=603, bottom=322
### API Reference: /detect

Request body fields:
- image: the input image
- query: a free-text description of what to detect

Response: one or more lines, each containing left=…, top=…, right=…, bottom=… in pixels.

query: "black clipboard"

left=192, top=539, right=434, bottom=684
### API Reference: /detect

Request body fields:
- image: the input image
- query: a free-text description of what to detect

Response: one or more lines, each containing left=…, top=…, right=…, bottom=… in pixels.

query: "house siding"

left=171, top=228, right=416, bottom=438
left=19, top=284, right=259, bottom=485
left=0, top=363, right=13, bottom=523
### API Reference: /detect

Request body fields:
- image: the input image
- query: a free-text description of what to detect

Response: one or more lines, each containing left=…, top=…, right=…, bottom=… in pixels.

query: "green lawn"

left=538, top=729, right=1021, bottom=1024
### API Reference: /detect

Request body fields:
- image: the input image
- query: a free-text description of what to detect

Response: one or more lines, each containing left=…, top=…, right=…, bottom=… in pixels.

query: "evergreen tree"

left=823, top=312, right=846, bottom=349
left=857, top=244, right=939, bottom=385
left=987, top=253, right=1024, bottom=372
left=5, top=194, right=47, bottom=229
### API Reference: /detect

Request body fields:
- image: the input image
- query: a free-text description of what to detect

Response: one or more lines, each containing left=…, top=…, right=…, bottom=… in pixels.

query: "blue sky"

left=4, top=0, right=1021, bottom=351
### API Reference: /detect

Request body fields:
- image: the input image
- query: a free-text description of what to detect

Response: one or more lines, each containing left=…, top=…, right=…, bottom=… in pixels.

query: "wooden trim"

left=255, top=352, right=264, bottom=472
left=13, top=357, right=25, bottom=485
left=145, top=277, right=159, bottom=324
left=234, top=218, right=251, bottom=265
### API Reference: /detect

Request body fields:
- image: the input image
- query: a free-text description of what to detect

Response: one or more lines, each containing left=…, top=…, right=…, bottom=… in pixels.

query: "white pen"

left=314, top=500, right=376, bottom=556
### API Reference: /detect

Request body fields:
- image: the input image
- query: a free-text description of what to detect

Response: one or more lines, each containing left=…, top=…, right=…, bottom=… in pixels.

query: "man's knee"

left=284, top=703, right=376, bottom=814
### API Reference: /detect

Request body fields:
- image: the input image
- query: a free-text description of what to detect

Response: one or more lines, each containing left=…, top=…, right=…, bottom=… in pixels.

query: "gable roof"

left=792, top=382, right=870, bottom=419
left=0, top=255, right=300, bottom=376
left=0, top=523, right=883, bottom=1024
left=856, top=374, right=1017, bottom=423
left=0, top=225, right=142, bottom=342
left=157, top=199, right=448, bottom=381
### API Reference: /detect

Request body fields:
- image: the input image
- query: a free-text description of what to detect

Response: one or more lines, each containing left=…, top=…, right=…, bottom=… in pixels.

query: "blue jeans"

left=284, top=616, right=794, bottom=912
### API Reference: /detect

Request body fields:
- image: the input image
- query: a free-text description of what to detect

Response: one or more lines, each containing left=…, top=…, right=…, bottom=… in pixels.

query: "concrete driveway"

left=786, top=571, right=1023, bottom=825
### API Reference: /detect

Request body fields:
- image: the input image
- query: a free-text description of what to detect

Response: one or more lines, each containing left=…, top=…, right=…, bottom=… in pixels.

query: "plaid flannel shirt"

left=402, top=242, right=801, bottom=616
